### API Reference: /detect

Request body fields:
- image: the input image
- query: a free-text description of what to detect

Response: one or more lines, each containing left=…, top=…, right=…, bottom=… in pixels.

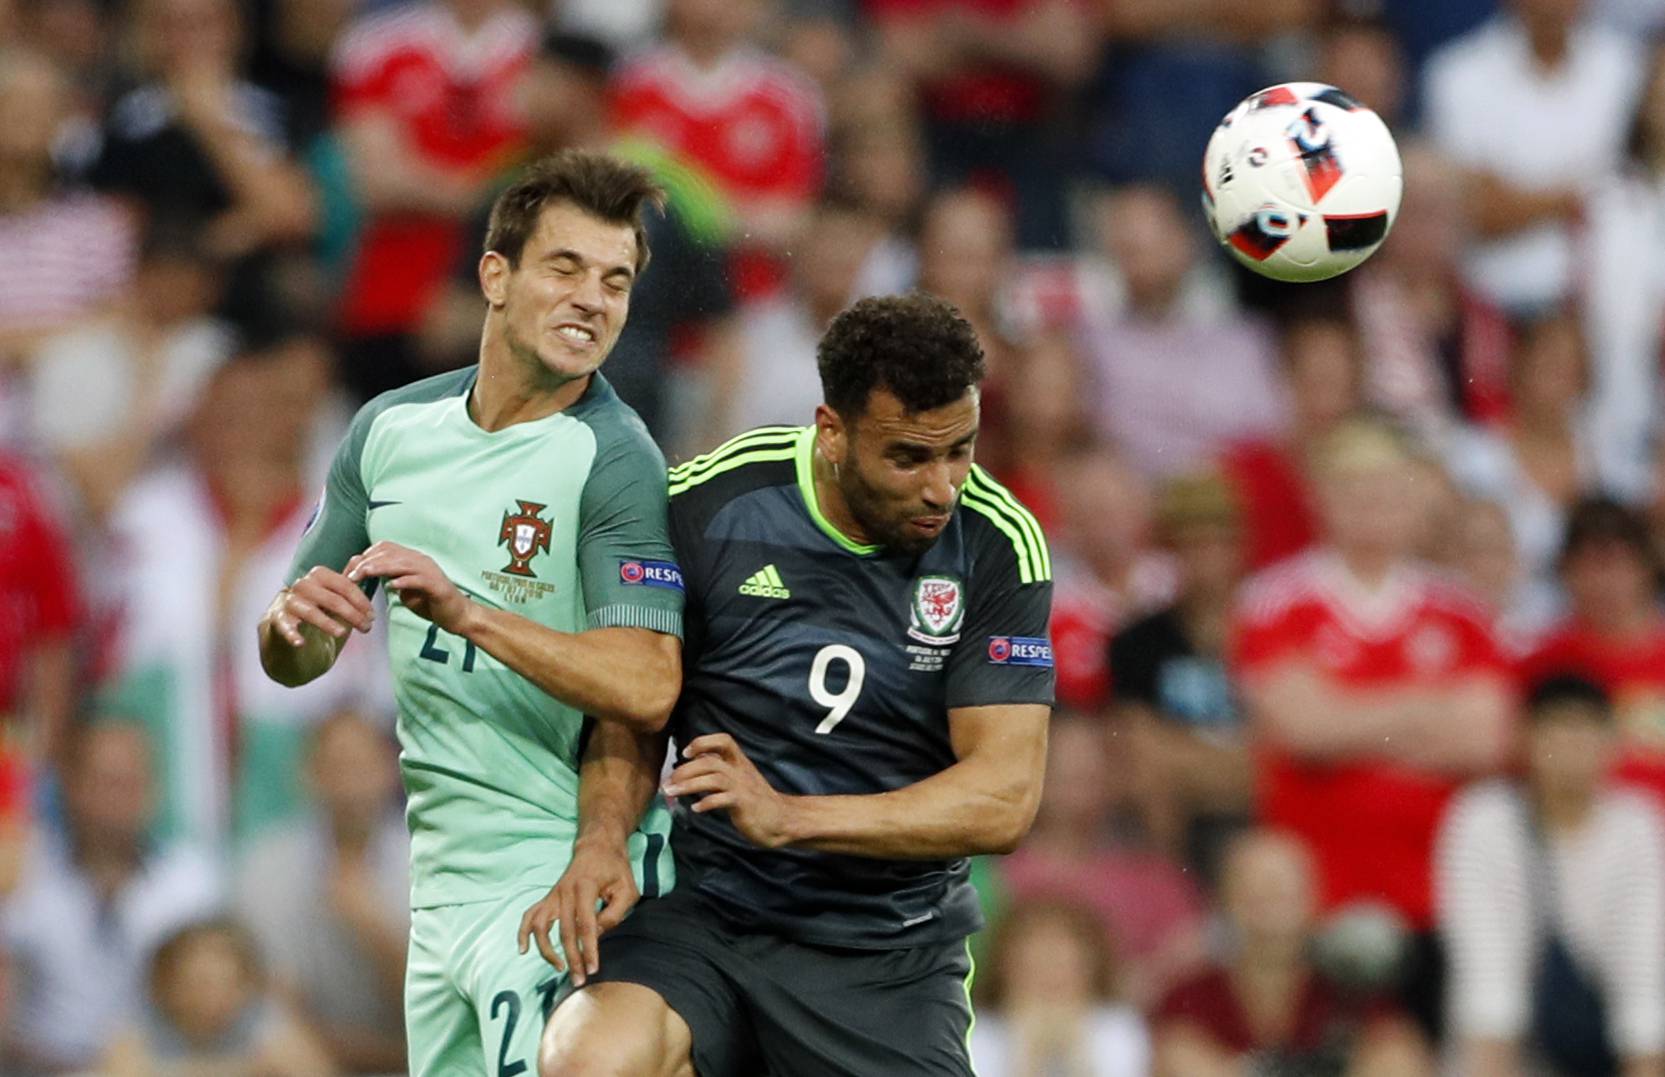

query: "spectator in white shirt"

left=0, top=721, right=222, bottom=1074
left=1423, top=0, right=1645, bottom=315
left=1438, top=673, right=1665, bottom=1077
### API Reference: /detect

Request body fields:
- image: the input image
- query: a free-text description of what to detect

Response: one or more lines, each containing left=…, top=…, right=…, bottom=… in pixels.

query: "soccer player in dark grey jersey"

left=534, top=293, right=1054, bottom=1076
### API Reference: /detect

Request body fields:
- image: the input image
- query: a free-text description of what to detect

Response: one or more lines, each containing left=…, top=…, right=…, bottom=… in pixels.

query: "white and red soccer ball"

left=1201, top=82, right=1403, bottom=283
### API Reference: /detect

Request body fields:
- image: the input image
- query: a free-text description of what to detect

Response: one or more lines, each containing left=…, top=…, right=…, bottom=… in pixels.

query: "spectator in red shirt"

left=0, top=455, right=81, bottom=803
left=1048, top=447, right=1176, bottom=711
left=1220, top=311, right=1364, bottom=572
left=1233, top=416, right=1514, bottom=1034
left=610, top=0, right=824, bottom=299
left=1154, top=828, right=1427, bottom=1077
left=329, top=0, right=535, bottom=400
left=1522, top=497, right=1665, bottom=807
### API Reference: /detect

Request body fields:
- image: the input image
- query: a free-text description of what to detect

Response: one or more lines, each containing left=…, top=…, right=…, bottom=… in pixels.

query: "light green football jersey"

left=288, top=369, right=682, bottom=908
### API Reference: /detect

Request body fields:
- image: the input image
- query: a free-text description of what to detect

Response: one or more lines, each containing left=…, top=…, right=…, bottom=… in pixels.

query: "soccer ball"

left=1201, top=82, right=1403, bottom=283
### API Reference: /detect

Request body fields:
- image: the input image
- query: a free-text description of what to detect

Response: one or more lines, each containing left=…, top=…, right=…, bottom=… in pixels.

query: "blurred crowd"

left=7, top=0, right=1665, bottom=1072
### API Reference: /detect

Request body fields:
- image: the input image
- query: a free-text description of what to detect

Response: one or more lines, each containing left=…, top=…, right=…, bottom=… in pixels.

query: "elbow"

left=611, top=658, right=681, bottom=733
left=982, top=790, right=1042, bottom=855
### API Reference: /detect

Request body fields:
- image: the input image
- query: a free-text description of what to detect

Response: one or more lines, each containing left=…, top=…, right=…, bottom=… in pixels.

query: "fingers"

left=683, top=733, right=739, bottom=759
left=596, top=880, right=638, bottom=932
left=690, top=790, right=738, bottom=813
left=519, top=902, right=566, bottom=972
left=664, top=756, right=722, bottom=792
left=574, top=878, right=601, bottom=980
left=663, top=771, right=730, bottom=799
left=294, top=582, right=373, bottom=633
left=280, top=593, right=350, bottom=641
left=557, top=882, right=587, bottom=987
left=304, top=564, right=375, bottom=621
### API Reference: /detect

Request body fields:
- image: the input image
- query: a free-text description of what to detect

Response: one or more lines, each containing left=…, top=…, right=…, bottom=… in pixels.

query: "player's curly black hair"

left=816, top=293, right=986, bottom=419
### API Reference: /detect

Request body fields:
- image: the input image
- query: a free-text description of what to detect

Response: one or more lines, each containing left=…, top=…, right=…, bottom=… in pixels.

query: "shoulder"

left=959, top=465, right=1051, bottom=587
left=1443, top=780, right=1525, bottom=839
left=569, top=375, right=664, bottom=467
left=1235, top=553, right=1325, bottom=628
left=333, top=2, right=445, bottom=79
left=737, top=49, right=824, bottom=128
left=353, top=366, right=474, bottom=434
left=668, top=425, right=803, bottom=509
left=1414, top=567, right=1497, bottom=631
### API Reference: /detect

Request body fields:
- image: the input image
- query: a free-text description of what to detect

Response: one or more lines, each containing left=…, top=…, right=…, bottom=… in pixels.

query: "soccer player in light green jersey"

left=256, top=151, right=684, bottom=1077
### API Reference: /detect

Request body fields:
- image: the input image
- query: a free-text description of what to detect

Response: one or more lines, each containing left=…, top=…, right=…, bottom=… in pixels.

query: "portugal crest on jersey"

left=908, top=575, right=965, bottom=644
left=498, top=499, right=552, bottom=578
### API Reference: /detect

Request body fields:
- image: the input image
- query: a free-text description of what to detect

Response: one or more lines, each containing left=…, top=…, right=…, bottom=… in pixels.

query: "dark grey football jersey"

left=665, top=426, right=1054, bottom=949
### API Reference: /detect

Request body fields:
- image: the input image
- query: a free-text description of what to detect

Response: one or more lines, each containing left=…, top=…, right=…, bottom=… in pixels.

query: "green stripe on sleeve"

left=668, top=444, right=799, bottom=495
left=965, top=468, right=1051, bottom=581
left=669, top=426, right=802, bottom=482
left=959, top=490, right=1036, bottom=585
left=586, top=604, right=684, bottom=637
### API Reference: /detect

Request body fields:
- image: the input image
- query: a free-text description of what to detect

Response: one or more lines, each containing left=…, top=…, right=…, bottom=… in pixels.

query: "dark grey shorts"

left=570, top=887, right=976, bottom=1077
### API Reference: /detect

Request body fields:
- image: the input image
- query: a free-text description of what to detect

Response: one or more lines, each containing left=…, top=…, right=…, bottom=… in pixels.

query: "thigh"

left=406, top=907, right=486, bottom=1077
left=455, top=892, right=570, bottom=1077
left=748, top=937, right=977, bottom=1077
left=577, top=889, right=760, bottom=1076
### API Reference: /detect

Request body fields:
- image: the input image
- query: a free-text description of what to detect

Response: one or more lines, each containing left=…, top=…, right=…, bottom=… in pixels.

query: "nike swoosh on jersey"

left=368, top=500, right=402, bottom=510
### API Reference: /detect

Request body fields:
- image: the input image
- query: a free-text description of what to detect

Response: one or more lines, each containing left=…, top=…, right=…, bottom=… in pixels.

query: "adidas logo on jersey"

left=739, top=564, right=791, bottom=599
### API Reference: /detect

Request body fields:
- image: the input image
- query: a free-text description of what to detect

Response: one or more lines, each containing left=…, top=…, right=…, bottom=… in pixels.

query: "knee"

left=537, top=994, right=644, bottom=1077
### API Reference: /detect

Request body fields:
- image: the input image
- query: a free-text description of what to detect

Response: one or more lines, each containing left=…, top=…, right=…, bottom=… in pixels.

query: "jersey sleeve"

left=575, top=414, right=684, bottom=637
left=286, top=404, right=373, bottom=583
left=945, top=527, right=1055, bottom=711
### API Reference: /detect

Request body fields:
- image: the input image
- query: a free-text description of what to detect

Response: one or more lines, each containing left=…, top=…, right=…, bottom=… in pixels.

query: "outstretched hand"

left=517, top=838, right=641, bottom=985
left=348, top=541, right=476, bottom=634
left=664, top=734, right=798, bottom=850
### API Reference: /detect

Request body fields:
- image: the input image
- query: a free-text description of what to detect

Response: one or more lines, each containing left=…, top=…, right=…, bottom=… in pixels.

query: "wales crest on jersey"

left=908, top=575, right=964, bottom=645
left=498, top=499, right=553, bottom=578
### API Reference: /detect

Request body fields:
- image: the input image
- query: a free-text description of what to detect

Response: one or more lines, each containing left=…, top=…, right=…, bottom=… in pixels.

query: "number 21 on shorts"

left=809, top=644, right=865, bottom=734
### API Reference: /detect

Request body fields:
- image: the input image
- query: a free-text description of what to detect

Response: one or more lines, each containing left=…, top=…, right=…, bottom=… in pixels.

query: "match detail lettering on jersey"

left=619, top=559, right=685, bottom=591
left=987, top=636, right=1054, bottom=668
left=738, top=564, right=791, bottom=599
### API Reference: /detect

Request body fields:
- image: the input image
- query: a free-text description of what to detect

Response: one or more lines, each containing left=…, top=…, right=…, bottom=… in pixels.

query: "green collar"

left=794, top=427, right=882, bottom=556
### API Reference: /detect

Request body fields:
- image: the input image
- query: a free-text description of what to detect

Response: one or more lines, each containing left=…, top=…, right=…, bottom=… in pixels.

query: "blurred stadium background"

left=6, top=0, right=1665, bottom=1072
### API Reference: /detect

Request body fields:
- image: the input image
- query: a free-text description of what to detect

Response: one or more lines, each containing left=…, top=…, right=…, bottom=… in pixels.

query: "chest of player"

left=692, top=527, right=981, bottom=738
left=360, top=406, right=593, bottom=623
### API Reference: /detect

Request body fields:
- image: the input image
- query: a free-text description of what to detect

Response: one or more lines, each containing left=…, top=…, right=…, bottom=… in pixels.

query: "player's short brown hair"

left=484, top=150, right=664, bottom=273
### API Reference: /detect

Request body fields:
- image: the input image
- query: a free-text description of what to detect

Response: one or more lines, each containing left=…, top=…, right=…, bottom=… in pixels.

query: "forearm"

left=459, top=607, right=679, bottom=731
left=577, top=719, right=667, bottom=848
left=779, top=754, right=1037, bottom=858
left=187, top=118, right=315, bottom=243
left=1469, top=173, right=1578, bottom=237
left=340, top=118, right=479, bottom=216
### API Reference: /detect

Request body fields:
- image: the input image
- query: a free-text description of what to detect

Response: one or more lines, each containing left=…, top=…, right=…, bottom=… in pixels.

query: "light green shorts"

left=406, top=888, right=567, bottom=1077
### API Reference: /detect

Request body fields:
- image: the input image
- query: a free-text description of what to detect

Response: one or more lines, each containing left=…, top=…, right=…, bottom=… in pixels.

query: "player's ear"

left=480, top=251, right=511, bottom=307
left=814, top=403, right=848, bottom=467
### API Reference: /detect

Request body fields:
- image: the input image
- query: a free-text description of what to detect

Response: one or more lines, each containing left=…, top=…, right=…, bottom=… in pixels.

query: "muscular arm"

left=460, top=612, right=681, bottom=733
left=576, top=719, right=668, bottom=848
left=1245, top=660, right=1511, bottom=773
left=347, top=540, right=681, bottom=731
left=670, top=704, right=1049, bottom=859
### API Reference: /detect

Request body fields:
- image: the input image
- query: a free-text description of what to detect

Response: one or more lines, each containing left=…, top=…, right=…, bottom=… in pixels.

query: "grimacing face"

left=823, top=388, right=979, bottom=556
left=483, top=200, right=638, bottom=387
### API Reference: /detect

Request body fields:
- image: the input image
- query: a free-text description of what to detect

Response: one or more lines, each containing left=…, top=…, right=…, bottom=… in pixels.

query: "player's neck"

left=811, top=447, right=878, bottom=548
left=472, top=336, right=592, bottom=430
